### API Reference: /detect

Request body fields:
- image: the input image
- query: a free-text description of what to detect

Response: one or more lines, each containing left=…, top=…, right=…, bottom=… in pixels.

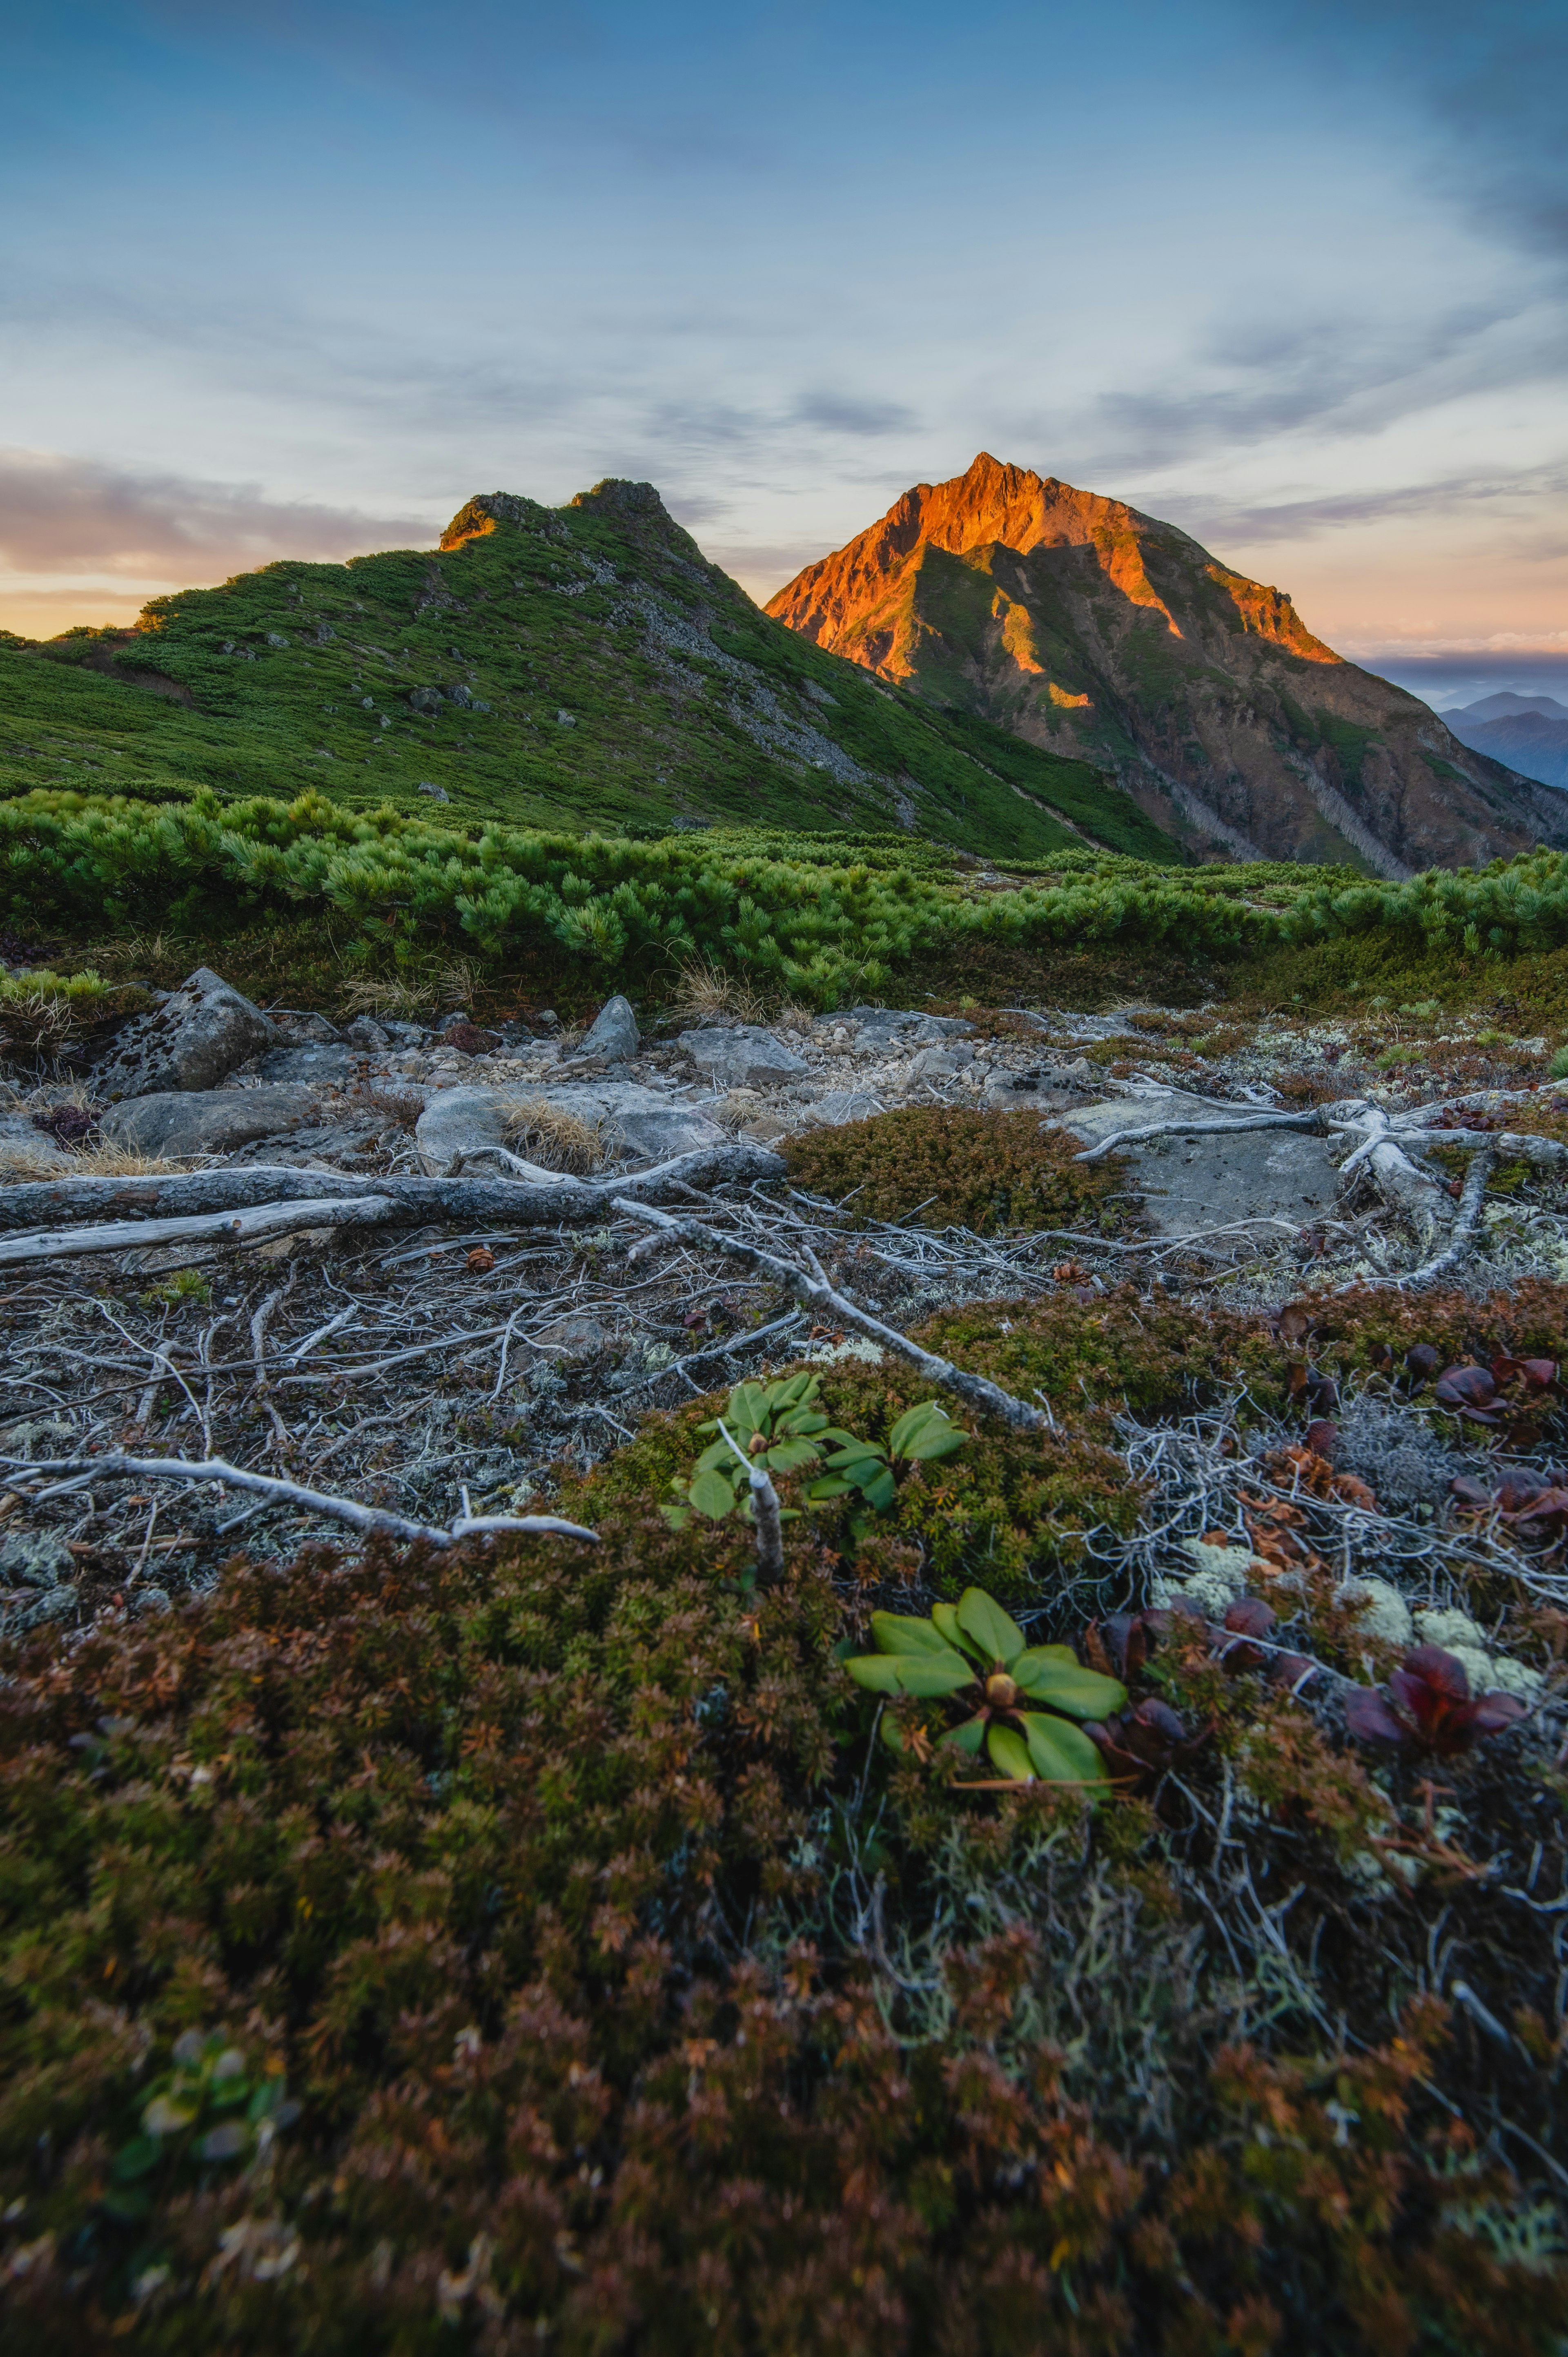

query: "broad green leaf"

left=845, top=1654, right=903, bottom=1693
left=688, top=1468, right=739, bottom=1521
left=956, top=1588, right=1025, bottom=1666
left=870, top=1612, right=954, bottom=1656
left=823, top=1443, right=888, bottom=1473
left=112, top=2135, right=162, bottom=2183
left=985, top=1723, right=1035, bottom=1781
left=143, top=2094, right=196, bottom=2135
left=893, top=1652, right=978, bottom=1697
left=1018, top=1713, right=1111, bottom=1784
left=765, top=1438, right=822, bottom=1473
left=889, top=1401, right=967, bottom=1461
left=881, top=1715, right=906, bottom=1752
left=772, top=1374, right=817, bottom=1408
left=815, top=1427, right=864, bottom=1449
left=694, top=1439, right=738, bottom=1474
left=730, top=1382, right=769, bottom=1428
left=777, top=1410, right=830, bottom=1436
left=931, top=1601, right=987, bottom=1661
left=938, top=1713, right=986, bottom=1755
left=1012, top=1660, right=1127, bottom=1719
left=804, top=1476, right=855, bottom=1502
left=859, top=1466, right=898, bottom=1512
left=1012, top=1644, right=1078, bottom=1672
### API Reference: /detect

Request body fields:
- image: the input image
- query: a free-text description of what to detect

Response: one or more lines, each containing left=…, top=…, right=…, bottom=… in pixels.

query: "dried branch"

left=0, top=1143, right=786, bottom=1234
left=614, top=1197, right=1047, bottom=1432
left=0, top=1452, right=599, bottom=1549
left=0, top=1195, right=396, bottom=1269
left=1341, top=1144, right=1497, bottom=1293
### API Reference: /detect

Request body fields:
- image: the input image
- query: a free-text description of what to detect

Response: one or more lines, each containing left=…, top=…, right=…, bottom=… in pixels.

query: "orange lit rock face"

left=768, top=454, right=1563, bottom=873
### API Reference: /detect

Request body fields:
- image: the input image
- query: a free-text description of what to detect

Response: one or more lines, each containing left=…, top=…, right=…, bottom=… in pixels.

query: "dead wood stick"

left=0, top=1195, right=396, bottom=1270
left=1073, top=1110, right=1325, bottom=1163
left=614, top=1199, right=1047, bottom=1433
left=1339, top=1144, right=1498, bottom=1293
left=0, top=1144, right=785, bottom=1233
left=0, top=1452, right=598, bottom=1548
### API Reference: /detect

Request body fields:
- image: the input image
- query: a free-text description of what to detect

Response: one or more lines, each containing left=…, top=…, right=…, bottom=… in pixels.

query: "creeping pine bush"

left=10, top=790, right=1568, bottom=1001
left=784, top=1105, right=1131, bottom=1233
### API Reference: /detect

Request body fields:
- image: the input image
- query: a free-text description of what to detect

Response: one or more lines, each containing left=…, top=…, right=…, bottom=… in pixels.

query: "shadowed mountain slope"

left=0, top=479, right=1178, bottom=866
left=766, top=453, right=1568, bottom=874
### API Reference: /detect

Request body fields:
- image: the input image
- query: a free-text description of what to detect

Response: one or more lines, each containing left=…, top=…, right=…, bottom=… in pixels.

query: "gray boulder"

left=797, top=1088, right=885, bottom=1128
left=0, top=1530, right=75, bottom=1588
left=416, top=1083, right=725, bottom=1178
left=0, top=1111, right=71, bottom=1171
left=580, top=994, right=639, bottom=1063
left=94, top=968, right=280, bottom=1099
left=911, top=1043, right=976, bottom=1079
left=101, top=1085, right=317, bottom=1157
left=679, top=1026, right=809, bottom=1091
left=844, top=1006, right=972, bottom=1053
left=344, top=1016, right=391, bottom=1049
left=258, top=1044, right=356, bottom=1084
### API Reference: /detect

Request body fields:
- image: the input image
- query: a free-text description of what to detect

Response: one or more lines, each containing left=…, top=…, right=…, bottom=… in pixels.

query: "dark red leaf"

left=1269, top=1650, right=1320, bottom=1691
left=1223, top=1598, right=1276, bottom=1638
left=1449, top=1475, right=1494, bottom=1510
left=1470, top=1692, right=1529, bottom=1734
left=1502, top=1485, right=1568, bottom=1529
left=1344, top=1687, right=1409, bottom=1745
left=1305, top=1419, right=1339, bottom=1461
left=1276, top=1303, right=1316, bottom=1345
left=1434, top=1365, right=1503, bottom=1423
left=1400, top=1645, right=1472, bottom=1700
left=1521, top=1359, right=1559, bottom=1394
left=1305, top=1374, right=1340, bottom=1416
left=1406, top=1343, right=1440, bottom=1382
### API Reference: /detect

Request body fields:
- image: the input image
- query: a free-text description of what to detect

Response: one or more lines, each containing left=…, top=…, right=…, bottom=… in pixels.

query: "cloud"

left=1160, top=459, right=1568, bottom=546
left=0, top=450, right=436, bottom=579
left=789, top=392, right=918, bottom=437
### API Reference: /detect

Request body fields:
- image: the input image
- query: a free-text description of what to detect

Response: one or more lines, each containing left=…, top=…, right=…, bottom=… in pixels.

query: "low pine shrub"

left=784, top=1105, right=1130, bottom=1233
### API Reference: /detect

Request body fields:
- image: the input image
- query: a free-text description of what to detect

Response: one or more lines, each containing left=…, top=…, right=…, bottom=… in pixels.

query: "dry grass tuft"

left=501, top=1095, right=607, bottom=1174
left=0, top=1140, right=184, bottom=1180
left=437, top=957, right=481, bottom=1010
left=666, top=956, right=768, bottom=1028
left=341, top=975, right=437, bottom=1018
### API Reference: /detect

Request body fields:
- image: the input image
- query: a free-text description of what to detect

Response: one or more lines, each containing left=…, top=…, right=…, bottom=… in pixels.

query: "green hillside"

left=0, top=479, right=1179, bottom=866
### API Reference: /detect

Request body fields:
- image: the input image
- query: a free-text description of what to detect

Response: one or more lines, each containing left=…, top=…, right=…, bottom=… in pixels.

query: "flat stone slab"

left=842, top=1006, right=971, bottom=1052
left=258, top=1044, right=358, bottom=1084
left=101, top=1085, right=318, bottom=1157
left=1059, top=1094, right=1339, bottom=1238
left=795, top=1088, right=886, bottom=1128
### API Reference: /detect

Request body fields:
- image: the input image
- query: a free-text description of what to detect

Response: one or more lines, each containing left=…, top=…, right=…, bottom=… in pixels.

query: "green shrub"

left=784, top=1105, right=1131, bottom=1231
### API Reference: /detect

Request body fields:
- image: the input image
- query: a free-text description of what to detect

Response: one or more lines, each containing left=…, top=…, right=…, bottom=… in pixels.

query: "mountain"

left=766, top=453, right=1568, bottom=874
left=1441, top=696, right=1568, bottom=792
left=0, top=478, right=1178, bottom=866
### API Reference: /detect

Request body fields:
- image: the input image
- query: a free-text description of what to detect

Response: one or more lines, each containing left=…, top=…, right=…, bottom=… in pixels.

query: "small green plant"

left=665, top=1375, right=965, bottom=1529
left=1549, top=1045, right=1568, bottom=1081
left=106, top=2029, right=297, bottom=2223
left=844, top=1585, right=1125, bottom=1786
left=140, top=1267, right=212, bottom=1307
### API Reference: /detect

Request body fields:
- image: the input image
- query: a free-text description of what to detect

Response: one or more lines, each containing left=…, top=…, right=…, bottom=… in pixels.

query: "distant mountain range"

left=0, top=481, right=1176, bottom=865
left=1441, top=693, right=1568, bottom=792
left=767, top=454, right=1568, bottom=875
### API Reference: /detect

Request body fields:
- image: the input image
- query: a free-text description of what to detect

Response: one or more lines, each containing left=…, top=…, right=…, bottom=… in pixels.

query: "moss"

left=783, top=1106, right=1131, bottom=1235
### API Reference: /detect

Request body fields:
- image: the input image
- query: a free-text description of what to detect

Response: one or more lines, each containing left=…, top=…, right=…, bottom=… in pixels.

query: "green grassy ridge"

left=0, top=485, right=1172, bottom=868
left=7, top=788, right=1568, bottom=1008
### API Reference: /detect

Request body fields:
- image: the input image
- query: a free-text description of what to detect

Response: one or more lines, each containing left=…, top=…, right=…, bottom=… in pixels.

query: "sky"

left=3, top=0, right=1566, bottom=709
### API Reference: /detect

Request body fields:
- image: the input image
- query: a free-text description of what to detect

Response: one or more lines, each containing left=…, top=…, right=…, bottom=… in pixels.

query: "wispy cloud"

left=0, top=450, right=435, bottom=578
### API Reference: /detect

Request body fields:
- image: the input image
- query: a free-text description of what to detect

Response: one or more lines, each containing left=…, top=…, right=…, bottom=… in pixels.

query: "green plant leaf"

left=822, top=1444, right=888, bottom=1474
left=112, top=2135, right=163, bottom=2183
left=938, top=1713, right=986, bottom=1755
left=804, top=1475, right=855, bottom=1503
left=888, top=1401, right=967, bottom=1461
left=845, top=1654, right=904, bottom=1693
left=859, top=1466, right=899, bottom=1511
left=869, top=1612, right=955, bottom=1656
left=894, top=1652, right=978, bottom=1697
left=956, top=1588, right=1025, bottom=1666
left=985, top=1723, right=1035, bottom=1781
left=930, top=1601, right=987, bottom=1661
left=1017, top=1712, right=1111, bottom=1784
left=764, top=1438, right=822, bottom=1473
left=1012, top=1660, right=1127, bottom=1719
left=688, top=1468, right=738, bottom=1520
left=694, top=1438, right=739, bottom=1474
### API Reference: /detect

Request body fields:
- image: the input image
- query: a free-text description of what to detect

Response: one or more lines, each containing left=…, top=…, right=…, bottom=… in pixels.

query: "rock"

left=131, top=1585, right=172, bottom=1617
left=344, top=1017, right=391, bottom=1049
left=383, top=1021, right=429, bottom=1046
left=258, top=1045, right=356, bottom=1084
left=530, top=1313, right=606, bottom=1363
left=911, top=1043, right=976, bottom=1079
left=580, top=995, right=640, bottom=1064
left=416, top=777, right=450, bottom=798
left=101, top=1086, right=318, bottom=1157
left=94, top=968, right=281, bottom=1099
left=843, top=1006, right=972, bottom=1053
left=796, top=1088, right=885, bottom=1128
left=281, top=1013, right=343, bottom=1044
left=679, top=1026, right=809, bottom=1091
left=1061, top=1090, right=1341, bottom=1240
left=0, top=1111, right=71, bottom=1171
left=415, top=1083, right=725, bottom=1177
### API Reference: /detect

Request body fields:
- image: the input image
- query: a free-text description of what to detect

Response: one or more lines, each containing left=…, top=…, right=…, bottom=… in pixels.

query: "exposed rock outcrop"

left=767, top=453, right=1568, bottom=872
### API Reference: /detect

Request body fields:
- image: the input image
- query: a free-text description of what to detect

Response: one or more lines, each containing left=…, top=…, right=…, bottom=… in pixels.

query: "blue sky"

left=3, top=0, right=1566, bottom=701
